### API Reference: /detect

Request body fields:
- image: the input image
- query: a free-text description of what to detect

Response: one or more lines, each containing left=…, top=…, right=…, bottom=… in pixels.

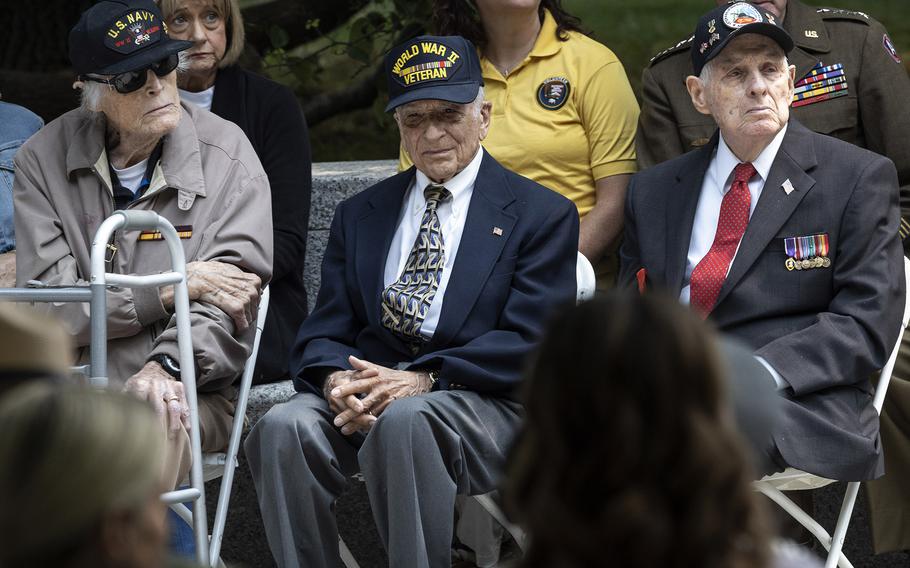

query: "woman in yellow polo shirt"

left=401, top=0, right=640, bottom=285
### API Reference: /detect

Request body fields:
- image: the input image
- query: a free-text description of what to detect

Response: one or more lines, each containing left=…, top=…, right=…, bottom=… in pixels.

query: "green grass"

left=312, top=0, right=910, bottom=161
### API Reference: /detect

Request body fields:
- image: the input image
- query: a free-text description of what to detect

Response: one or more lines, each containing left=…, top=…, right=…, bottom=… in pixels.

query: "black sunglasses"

left=80, top=53, right=179, bottom=94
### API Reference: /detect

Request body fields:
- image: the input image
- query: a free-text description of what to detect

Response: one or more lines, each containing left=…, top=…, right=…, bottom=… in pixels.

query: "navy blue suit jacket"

left=291, top=149, right=579, bottom=397
left=620, top=121, right=904, bottom=480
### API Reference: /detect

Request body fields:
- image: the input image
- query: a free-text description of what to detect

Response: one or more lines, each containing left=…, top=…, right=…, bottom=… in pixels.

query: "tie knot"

left=424, top=184, right=451, bottom=209
left=733, top=162, right=757, bottom=184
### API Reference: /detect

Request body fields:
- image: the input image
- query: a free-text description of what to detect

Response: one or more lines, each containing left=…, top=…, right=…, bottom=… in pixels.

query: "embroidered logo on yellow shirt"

left=537, top=76, right=570, bottom=110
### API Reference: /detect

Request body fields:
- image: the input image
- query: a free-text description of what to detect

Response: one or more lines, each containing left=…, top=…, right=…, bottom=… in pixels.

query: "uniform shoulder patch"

left=649, top=35, right=695, bottom=66
left=816, top=7, right=871, bottom=25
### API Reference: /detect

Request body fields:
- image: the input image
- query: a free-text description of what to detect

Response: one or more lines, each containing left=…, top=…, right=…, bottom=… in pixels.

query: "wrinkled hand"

left=323, top=366, right=378, bottom=435
left=123, top=361, right=190, bottom=437
left=160, top=261, right=261, bottom=332
left=329, top=355, right=432, bottom=435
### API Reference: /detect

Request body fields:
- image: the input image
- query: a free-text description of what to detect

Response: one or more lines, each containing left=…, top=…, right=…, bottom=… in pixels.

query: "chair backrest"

left=871, top=256, right=910, bottom=414
left=576, top=252, right=596, bottom=304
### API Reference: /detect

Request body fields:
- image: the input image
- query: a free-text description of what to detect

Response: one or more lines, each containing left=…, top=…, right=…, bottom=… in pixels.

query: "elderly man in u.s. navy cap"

left=620, top=2, right=903, bottom=483
left=245, top=34, right=579, bottom=567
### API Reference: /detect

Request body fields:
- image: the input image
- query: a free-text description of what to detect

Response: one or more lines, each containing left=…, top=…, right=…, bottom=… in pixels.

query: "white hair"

left=77, top=51, right=190, bottom=111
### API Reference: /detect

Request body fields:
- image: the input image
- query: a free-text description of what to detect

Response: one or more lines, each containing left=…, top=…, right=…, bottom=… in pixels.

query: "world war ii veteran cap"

left=384, top=35, right=484, bottom=112
left=68, top=0, right=192, bottom=76
left=692, top=1, right=794, bottom=76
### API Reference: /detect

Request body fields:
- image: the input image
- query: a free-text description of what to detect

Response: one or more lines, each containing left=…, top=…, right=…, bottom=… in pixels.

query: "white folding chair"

left=169, top=286, right=270, bottom=567
left=754, top=256, right=910, bottom=568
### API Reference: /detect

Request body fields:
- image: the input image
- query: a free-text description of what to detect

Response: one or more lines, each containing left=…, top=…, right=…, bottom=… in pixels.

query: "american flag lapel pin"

left=492, top=227, right=503, bottom=236
left=782, top=179, right=795, bottom=195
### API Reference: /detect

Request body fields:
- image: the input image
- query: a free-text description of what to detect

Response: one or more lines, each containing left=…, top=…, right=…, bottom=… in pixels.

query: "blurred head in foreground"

left=0, top=383, right=168, bottom=568
left=506, top=292, right=770, bottom=568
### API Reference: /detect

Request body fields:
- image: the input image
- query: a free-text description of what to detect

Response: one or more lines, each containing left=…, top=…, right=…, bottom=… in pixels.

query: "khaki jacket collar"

left=64, top=102, right=207, bottom=210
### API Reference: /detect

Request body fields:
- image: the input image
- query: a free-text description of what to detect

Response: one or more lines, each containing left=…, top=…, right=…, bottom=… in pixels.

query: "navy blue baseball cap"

left=384, top=35, right=484, bottom=112
left=68, top=0, right=193, bottom=76
left=692, top=2, right=794, bottom=76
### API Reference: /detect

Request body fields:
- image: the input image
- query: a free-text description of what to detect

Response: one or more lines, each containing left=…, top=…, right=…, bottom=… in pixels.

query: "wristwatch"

left=426, top=370, right=440, bottom=389
left=151, top=353, right=181, bottom=380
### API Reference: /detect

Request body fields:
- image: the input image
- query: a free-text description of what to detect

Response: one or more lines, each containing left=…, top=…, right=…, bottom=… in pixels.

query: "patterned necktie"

left=380, top=184, right=451, bottom=347
left=690, top=162, right=757, bottom=317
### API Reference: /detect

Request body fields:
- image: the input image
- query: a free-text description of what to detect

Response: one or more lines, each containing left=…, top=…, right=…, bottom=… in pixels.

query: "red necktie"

left=690, top=162, right=757, bottom=317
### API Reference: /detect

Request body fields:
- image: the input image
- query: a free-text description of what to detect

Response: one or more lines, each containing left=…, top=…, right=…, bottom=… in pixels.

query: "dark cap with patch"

left=384, top=35, right=483, bottom=112
left=692, top=1, right=794, bottom=76
left=68, top=0, right=192, bottom=76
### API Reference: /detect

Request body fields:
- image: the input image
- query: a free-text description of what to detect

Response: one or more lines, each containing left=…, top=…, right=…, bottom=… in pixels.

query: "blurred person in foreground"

left=506, top=293, right=821, bottom=568
left=159, top=0, right=312, bottom=384
left=620, top=2, right=903, bottom=483
left=403, top=0, right=639, bottom=287
left=0, top=383, right=197, bottom=568
left=13, top=0, right=272, bottom=490
left=0, top=302, right=71, bottom=397
left=244, top=34, right=578, bottom=568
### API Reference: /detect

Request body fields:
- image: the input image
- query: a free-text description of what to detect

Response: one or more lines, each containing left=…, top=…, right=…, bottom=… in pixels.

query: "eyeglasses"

left=80, top=53, right=179, bottom=94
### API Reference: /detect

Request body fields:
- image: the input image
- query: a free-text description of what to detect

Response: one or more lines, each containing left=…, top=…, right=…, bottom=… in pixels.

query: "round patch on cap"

left=537, top=76, right=570, bottom=110
left=723, top=2, right=763, bottom=29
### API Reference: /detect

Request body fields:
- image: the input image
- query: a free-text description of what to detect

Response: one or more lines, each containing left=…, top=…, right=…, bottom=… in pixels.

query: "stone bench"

left=209, top=160, right=905, bottom=568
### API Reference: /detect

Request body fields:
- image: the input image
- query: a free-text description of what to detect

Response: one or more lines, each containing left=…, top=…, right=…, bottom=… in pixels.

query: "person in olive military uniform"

left=638, top=1, right=910, bottom=554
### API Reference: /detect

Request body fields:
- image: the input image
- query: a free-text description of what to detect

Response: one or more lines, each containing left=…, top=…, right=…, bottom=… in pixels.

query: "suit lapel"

left=427, top=151, right=516, bottom=350
left=666, top=138, right=716, bottom=294
left=714, top=122, right=818, bottom=306
left=357, top=171, right=414, bottom=327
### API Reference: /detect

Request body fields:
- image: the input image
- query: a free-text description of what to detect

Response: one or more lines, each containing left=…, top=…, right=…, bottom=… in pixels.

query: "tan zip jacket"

left=13, top=102, right=273, bottom=393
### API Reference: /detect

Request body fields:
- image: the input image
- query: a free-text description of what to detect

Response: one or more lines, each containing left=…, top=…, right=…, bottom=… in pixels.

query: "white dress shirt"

left=679, top=125, right=789, bottom=389
left=383, top=147, right=483, bottom=339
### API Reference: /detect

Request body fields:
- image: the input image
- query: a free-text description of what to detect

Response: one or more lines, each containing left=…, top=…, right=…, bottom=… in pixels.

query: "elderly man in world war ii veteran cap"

left=244, top=34, right=579, bottom=568
left=12, top=0, right=272, bottom=490
left=620, top=2, right=904, bottom=483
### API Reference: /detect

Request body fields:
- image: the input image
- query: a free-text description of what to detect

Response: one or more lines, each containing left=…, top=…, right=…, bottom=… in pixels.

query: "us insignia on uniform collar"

left=537, top=76, right=570, bottom=110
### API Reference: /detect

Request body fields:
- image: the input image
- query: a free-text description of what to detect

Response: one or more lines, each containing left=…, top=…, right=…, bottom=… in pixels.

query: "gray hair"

left=78, top=51, right=190, bottom=111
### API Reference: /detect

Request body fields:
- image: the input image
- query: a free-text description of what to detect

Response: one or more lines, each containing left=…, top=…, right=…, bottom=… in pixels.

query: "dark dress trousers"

left=620, top=121, right=904, bottom=481
left=211, top=65, right=312, bottom=382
